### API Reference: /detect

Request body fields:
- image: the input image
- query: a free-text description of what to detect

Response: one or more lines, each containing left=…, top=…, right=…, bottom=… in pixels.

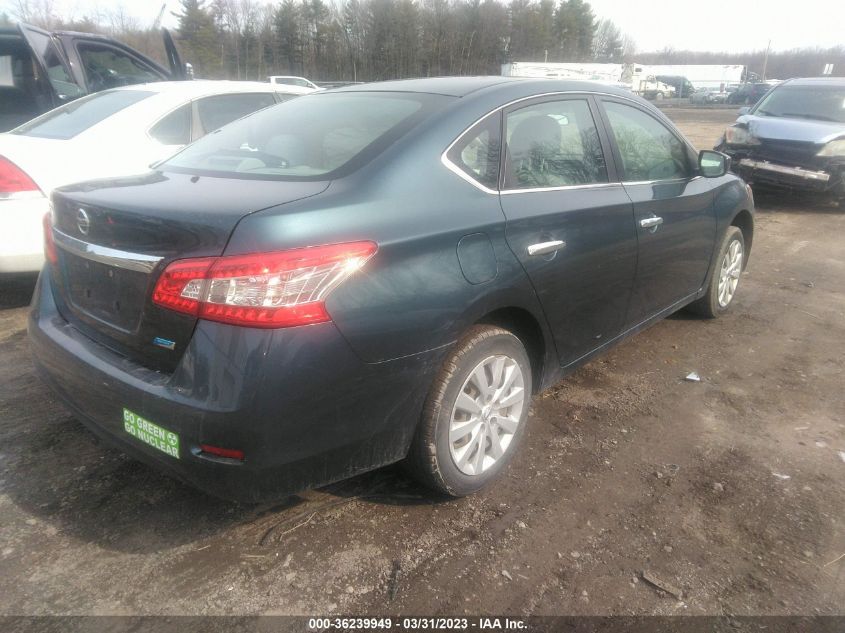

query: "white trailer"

left=631, top=64, right=745, bottom=90
left=501, top=62, right=674, bottom=98
left=502, top=61, right=746, bottom=96
left=500, top=62, right=629, bottom=88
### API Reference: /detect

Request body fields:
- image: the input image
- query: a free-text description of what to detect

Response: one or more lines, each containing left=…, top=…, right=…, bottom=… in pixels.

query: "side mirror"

left=738, top=106, right=750, bottom=116
left=699, top=150, right=730, bottom=178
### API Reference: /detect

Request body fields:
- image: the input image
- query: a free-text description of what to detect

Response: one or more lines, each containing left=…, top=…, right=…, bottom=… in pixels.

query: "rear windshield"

left=12, top=89, right=154, bottom=139
left=754, top=84, right=845, bottom=124
left=162, top=91, right=452, bottom=180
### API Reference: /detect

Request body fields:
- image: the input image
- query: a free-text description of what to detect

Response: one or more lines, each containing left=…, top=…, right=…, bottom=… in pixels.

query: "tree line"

left=172, top=0, right=618, bottom=82
left=4, top=0, right=843, bottom=82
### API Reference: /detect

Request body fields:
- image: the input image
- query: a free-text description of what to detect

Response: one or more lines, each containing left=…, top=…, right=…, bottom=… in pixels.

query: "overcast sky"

left=3, top=0, right=844, bottom=53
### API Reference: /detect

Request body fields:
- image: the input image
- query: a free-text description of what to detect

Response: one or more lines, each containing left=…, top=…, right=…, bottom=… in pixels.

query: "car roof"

left=782, top=77, right=845, bottom=87
left=332, top=76, right=637, bottom=99
left=334, top=76, right=525, bottom=97
left=109, top=80, right=315, bottom=97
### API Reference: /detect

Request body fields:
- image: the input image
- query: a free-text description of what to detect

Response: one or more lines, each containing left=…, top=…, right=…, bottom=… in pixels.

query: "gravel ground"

left=0, top=108, right=843, bottom=617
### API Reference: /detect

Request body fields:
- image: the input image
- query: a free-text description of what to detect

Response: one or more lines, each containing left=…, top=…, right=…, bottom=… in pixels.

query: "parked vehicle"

left=690, top=87, right=729, bottom=105
left=726, top=82, right=774, bottom=106
left=717, top=77, right=845, bottom=202
left=316, top=81, right=365, bottom=89
left=635, top=75, right=676, bottom=100
left=0, top=80, right=314, bottom=274
left=654, top=75, right=696, bottom=98
left=30, top=78, right=754, bottom=501
left=268, top=75, right=322, bottom=90
left=0, top=23, right=186, bottom=132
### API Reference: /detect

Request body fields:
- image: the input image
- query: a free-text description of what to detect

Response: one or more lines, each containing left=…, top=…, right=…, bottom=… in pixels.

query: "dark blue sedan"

left=30, top=77, right=754, bottom=500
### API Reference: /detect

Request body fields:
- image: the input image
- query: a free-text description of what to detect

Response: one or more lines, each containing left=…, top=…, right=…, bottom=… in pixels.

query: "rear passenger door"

left=498, top=96, right=638, bottom=366
left=597, top=98, right=716, bottom=326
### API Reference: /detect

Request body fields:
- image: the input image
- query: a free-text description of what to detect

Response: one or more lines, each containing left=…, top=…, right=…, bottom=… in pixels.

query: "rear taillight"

left=0, top=156, right=40, bottom=195
left=152, top=241, right=377, bottom=328
left=43, top=212, right=58, bottom=265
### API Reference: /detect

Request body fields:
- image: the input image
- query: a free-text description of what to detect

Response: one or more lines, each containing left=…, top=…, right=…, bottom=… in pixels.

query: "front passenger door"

left=599, top=99, right=716, bottom=326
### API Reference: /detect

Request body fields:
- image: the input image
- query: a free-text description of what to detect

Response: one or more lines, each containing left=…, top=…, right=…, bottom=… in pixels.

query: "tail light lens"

left=0, top=156, right=40, bottom=195
left=152, top=241, right=377, bottom=328
left=43, top=212, right=58, bottom=265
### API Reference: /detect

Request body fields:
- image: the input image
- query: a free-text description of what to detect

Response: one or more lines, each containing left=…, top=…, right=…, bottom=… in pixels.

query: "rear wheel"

left=688, top=226, right=745, bottom=318
left=405, top=325, right=532, bottom=497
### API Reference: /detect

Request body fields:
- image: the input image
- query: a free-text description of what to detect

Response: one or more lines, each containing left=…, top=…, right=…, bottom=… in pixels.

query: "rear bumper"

left=29, top=270, right=441, bottom=501
left=0, top=196, right=47, bottom=273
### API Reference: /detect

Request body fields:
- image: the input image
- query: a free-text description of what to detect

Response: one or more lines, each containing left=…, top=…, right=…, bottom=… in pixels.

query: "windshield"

left=163, top=91, right=452, bottom=180
left=754, top=84, right=845, bottom=123
left=12, top=89, right=153, bottom=139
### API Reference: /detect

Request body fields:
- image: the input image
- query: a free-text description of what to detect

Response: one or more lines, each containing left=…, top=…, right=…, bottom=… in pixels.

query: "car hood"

left=738, top=114, right=845, bottom=144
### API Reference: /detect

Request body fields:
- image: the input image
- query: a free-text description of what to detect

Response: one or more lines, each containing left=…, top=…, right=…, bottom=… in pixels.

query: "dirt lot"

left=0, top=108, right=843, bottom=617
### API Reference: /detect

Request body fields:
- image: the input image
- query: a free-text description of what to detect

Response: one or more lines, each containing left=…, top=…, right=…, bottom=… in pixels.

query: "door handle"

left=527, top=240, right=566, bottom=256
left=639, top=216, right=664, bottom=232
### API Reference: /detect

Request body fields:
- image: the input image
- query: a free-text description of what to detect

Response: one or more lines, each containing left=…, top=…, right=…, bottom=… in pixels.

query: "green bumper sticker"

left=123, top=408, right=180, bottom=459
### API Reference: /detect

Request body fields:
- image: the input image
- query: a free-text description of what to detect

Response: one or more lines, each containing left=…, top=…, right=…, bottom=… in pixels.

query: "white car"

left=0, top=80, right=315, bottom=273
left=267, top=76, right=323, bottom=90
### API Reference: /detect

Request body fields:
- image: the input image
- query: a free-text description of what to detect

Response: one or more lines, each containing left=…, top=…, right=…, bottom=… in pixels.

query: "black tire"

left=405, top=325, right=533, bottom=497
left=688, top=226, right=745, bottom=318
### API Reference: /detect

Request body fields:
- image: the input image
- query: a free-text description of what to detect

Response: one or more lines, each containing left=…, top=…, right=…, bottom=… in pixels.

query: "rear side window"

left=446, top=114, right=502, bottom=189
left=164, top=92, right=451, bottom=181
left=150, top=103, right=191, bottom=145
left=603, top=101, right=690, bottom=181
left=196, top=92, right=278, bottom=134
left=505, top=99, right=607, bottom=189
left=12, top=89, right=153, bottom=139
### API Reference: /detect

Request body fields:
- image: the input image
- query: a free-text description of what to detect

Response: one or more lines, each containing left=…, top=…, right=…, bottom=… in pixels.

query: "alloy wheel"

left=718, top=239, right=743, bottom=308
left=449, top=354, right=525, bottom=476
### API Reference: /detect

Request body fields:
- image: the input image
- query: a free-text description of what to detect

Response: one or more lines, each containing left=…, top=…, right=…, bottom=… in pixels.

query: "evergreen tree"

left=172, top=0, right=220, bottom=77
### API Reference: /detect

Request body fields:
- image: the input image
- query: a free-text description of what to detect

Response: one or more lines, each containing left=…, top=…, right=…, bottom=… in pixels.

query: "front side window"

left=196, top=92, right=278, bottom=134
left=77, top=43, right=161, bottom=91
left=603, top=101, right=690, bottom=181
left=446, top=114, right=501, bottom=189
left=164, top=92, right=452, bottom=180
left=504, top=99, right=607, bottom=190
left=11, top=89, right=154, bottom=139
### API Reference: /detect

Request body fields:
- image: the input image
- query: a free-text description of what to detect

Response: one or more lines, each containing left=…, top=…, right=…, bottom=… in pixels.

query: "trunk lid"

left=49, top=171, right=329, bottom=371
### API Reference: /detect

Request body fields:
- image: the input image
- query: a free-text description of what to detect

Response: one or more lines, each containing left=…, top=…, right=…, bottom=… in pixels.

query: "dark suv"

left=727, top=82, right=773, bottom=106
left=0, top=23, right=185, bottom=131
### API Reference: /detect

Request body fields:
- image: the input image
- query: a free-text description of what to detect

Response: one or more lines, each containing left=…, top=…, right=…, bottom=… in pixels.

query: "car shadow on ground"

left=0, top=273, right=38, bottom=309
left=752, top=189, right=843, bottom=214
left=2, top=396, right=443, bottom=556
